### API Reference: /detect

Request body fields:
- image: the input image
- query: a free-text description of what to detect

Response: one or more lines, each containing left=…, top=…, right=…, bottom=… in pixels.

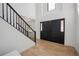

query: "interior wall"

left=10, top=3, right=36, bottom=19
left=35, top=3, right=63, bottom=40
left=10, top=3, right=36, bottom=36
left=35, top=3, right=43, bottom=40
left=76, top=16, right=79, bottom=53
left=38, top=3, right=77, bottom=48
left=35, top=3, right=61, bottom=39
left=76, top=4, right=79, bottom=53
left=0, top=17, right=35, bottom=56
left=62, top=3, right=77, bottom=47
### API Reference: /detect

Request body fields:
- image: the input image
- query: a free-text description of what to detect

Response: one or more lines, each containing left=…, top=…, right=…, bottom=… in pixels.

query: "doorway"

left=40, top=18, right=65, bottom=44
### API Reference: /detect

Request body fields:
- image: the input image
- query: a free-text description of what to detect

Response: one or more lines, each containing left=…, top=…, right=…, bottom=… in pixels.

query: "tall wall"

left=36, top=3, right=77, bottom=49
left=76, top=4, right=79, bottom=53
left=62, top=3, right=77, bottom=47
left=9, top=3, right=36, bottom=35
left=35, top=3, right=43, bottom=40
left=10, top=3, right=36, bottom=19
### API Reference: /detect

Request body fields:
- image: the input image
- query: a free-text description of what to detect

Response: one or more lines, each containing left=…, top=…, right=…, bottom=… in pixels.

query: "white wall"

left=35, top=3, right=63, bottom=40
left=0, top=17, right=35, bottom=56
left=76, top=4, right=79, bottom=53
left=76, top=21, right=79, bottom=53
left=35, top=3, right=42, bottom=40
left=37, top=3, right=77, bottom=48
left=62, top=3, right=77, bottom=47
left=10, top=3, right=36, bottom=19
left=9, top=3, right=36, bottom=37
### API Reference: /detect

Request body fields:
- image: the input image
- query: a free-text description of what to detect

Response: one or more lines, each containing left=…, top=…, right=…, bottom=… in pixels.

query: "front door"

left=40, top=18, right=65, bottom=44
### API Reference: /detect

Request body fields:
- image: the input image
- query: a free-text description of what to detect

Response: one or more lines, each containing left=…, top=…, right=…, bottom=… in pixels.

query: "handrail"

left=0, top=3, right=36, bottom=42
left=7, top=3, right=35, bottom=32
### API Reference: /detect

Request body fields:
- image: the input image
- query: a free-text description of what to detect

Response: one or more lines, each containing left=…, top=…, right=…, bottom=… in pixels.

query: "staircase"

left=0, top=3, right=36, bottom=42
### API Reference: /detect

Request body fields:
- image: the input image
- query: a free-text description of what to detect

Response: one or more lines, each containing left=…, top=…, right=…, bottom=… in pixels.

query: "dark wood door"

left=40, top=19, right=65, bottom=44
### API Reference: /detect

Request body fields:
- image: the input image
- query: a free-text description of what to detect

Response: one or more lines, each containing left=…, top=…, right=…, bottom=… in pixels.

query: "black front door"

left=40, top=18, right=65, bottom=44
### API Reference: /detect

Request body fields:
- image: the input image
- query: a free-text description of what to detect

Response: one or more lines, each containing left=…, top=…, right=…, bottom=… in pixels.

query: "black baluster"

left=6, top=4, right=8, bottom=22
left=2, top=3, right=4, bottom=19
left=13, top=11, right=14, bottom=27
left=16, top=14, right=17, bottom=29
left=10, top=8, right=11, bottom=24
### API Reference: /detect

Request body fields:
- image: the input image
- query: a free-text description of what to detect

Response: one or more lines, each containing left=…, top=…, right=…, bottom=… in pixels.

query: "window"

left=48, top=3, right=55, bottom=11
left=41, top=23, right=43, bottom=31
left=60, top=20, right=64, bottom=32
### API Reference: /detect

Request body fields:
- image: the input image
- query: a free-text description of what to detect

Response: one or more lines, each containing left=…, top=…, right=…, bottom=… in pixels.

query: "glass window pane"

left=41, top=23, right=42, bottom=31
left=60, top=20, right=64, bottom=32
left=48, top=3, right=55, bottom=11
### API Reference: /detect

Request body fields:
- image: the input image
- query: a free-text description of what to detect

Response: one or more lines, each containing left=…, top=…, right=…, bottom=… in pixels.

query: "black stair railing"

left=0, top=3, right=36, bottom=42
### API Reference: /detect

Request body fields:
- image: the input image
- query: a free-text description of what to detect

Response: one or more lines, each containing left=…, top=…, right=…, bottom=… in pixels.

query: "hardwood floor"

left=21, top=40, right=77, bottom=56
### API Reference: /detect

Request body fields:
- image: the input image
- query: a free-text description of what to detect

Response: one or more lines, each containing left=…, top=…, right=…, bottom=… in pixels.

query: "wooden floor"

left=21, top=40, right=77, bottom=56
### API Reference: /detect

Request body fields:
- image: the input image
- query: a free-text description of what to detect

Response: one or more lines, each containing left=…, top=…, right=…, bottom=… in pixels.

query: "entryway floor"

left=21, top=40, right=77, bottom=56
